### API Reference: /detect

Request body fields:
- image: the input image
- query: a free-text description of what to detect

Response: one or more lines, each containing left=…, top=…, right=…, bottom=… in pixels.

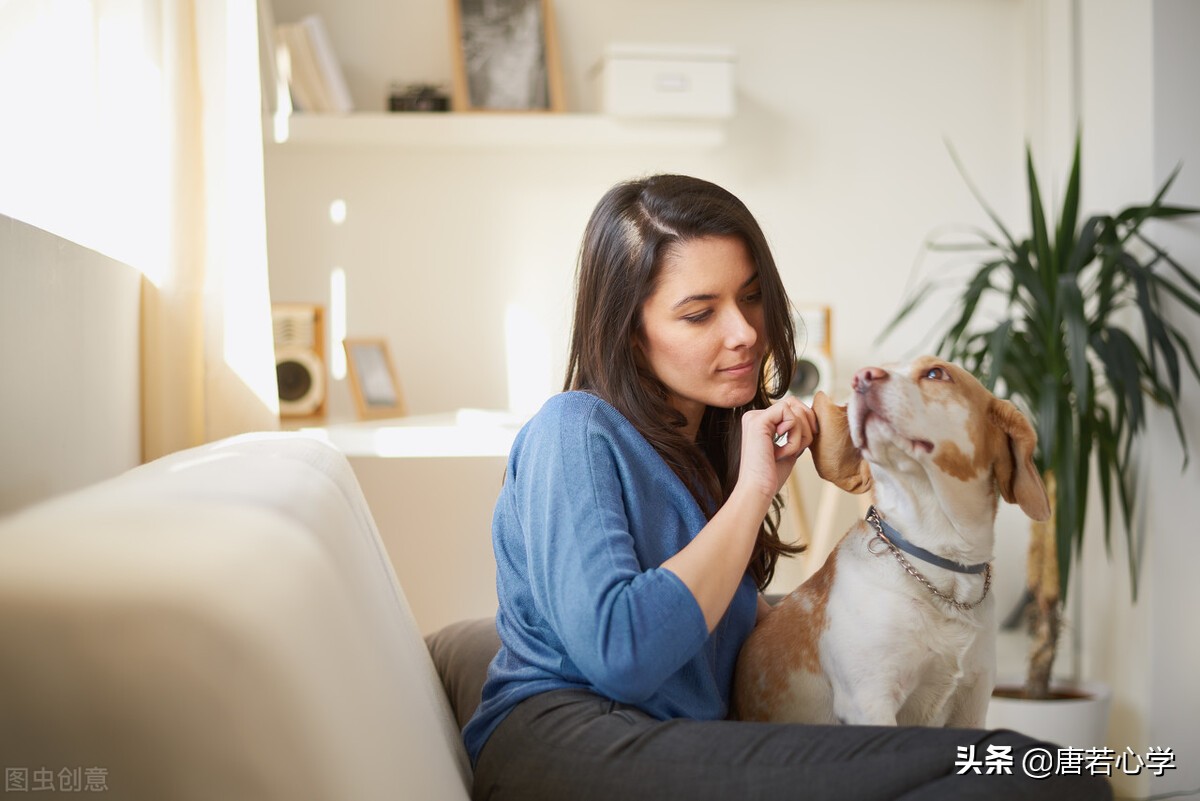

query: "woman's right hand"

left=736, top=396, right=818, bottom=501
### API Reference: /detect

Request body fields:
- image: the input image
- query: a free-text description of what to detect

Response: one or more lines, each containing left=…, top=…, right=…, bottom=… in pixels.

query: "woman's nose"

left=724, top=309, right=758, bottom=348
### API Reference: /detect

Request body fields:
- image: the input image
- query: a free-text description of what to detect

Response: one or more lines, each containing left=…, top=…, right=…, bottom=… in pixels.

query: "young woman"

left=463, top=175, right=1110, bottom=801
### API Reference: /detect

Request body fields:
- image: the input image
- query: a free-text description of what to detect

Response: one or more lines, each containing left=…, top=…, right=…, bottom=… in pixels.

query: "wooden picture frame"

left=343, top=339, right=407, bottom=420
left=448, top=0, right=565, bottom=112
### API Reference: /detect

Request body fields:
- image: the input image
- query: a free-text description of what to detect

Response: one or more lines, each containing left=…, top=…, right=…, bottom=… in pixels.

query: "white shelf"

left=291, top=409, right=523, bottom=459
left=268, top=111, right=727, bottom=149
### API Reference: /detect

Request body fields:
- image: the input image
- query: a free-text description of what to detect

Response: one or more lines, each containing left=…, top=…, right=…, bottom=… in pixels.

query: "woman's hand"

left=662, top=396, right=817, bottom=633
left=736, top=396, right=818, bottom=501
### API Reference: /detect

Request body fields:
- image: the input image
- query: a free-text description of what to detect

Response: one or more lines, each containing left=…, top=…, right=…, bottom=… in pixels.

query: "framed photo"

left=448, top=0, right=565, bottom=112
left=343, top=339, right=407, bottom=420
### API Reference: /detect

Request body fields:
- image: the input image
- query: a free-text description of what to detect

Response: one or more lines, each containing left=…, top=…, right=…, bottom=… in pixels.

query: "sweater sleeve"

left=511, top=398, right=709, bottom=704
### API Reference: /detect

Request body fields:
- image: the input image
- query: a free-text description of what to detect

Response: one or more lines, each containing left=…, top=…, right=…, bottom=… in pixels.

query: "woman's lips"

left=719, top=360, right=756, bottom=377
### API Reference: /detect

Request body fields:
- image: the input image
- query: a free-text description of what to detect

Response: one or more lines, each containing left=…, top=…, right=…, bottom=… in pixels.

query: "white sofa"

left=0, top=433, right=475, bottom=801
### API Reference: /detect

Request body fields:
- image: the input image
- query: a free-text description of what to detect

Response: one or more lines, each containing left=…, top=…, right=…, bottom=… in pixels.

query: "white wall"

left=0, top=216, right=141, bottom=515
left=265, top=0, right=1029, bottom=420
left=1147, top=2, right=1200, bottom=791
left=1077, top=1, right=1200, bottom=797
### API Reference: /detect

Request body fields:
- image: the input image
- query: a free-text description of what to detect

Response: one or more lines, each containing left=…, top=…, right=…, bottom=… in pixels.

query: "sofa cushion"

left=426, top=617, right=502, bottom=729
left=0, top=433, right=471, bottom=801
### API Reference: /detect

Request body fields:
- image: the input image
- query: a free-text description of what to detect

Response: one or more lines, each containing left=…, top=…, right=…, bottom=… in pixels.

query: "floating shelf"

left=268, top=112, right=727, bottom=149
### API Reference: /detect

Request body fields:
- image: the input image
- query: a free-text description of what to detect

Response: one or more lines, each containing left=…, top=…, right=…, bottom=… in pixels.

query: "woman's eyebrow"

left=670, top=273, right=760, bottom=310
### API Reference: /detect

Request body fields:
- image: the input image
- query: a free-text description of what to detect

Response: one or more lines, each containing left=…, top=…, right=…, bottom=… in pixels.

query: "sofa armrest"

left=0, top=433, right=470, bottom=801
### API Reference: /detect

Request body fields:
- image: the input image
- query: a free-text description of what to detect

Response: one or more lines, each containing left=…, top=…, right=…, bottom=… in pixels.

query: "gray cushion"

left=425, top=617, right=501, bottom=730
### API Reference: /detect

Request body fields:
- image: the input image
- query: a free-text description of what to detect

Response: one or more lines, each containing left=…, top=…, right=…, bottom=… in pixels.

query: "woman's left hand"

left=665, top=396, right=817, bottom=634
left=736, top=395, right=818, bottom=501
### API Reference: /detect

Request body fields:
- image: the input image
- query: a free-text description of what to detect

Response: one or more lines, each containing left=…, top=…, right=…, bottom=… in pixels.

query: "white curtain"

left=144, top=0, right=281, bottom=457
left=0, top=0, right=280, bottom=462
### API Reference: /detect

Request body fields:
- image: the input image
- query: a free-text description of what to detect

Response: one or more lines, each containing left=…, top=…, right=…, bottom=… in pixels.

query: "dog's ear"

left=989, top=398, right=1050, bottom=521
left=810, top=391, right=872, bottom=495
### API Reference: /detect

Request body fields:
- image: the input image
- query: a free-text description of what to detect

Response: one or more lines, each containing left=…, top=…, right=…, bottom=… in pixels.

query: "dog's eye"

left=923, top=366, right=949, bottom=381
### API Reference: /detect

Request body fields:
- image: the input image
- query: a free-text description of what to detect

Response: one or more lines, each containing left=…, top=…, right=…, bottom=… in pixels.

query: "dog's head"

left=809, top=356, right=1050, bottom=521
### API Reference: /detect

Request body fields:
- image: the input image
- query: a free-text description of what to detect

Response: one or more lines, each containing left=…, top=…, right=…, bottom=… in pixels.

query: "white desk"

left=295, top=409, right=523, bottom=459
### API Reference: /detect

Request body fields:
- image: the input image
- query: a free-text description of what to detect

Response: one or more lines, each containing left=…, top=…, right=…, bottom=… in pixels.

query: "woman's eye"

left=742, top=291, right=763, bottom=304
left=683, top=311, right=712, bottom=324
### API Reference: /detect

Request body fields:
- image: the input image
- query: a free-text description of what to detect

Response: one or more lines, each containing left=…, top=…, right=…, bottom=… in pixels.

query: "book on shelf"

left=274, top=14, right=353, bottom=114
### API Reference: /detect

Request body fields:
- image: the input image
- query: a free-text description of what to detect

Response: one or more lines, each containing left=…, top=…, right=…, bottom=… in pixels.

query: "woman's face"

left=636, top=235, right=767, bottom=439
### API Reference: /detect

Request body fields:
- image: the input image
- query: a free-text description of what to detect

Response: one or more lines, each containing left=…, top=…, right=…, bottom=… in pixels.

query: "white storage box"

left=595, top=43, right=736, bottom=119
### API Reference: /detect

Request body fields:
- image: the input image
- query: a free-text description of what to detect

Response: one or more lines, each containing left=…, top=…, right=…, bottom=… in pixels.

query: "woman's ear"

left=629, top=330, right=645, bottom=367
left=809, top=392, right=872, bottom=494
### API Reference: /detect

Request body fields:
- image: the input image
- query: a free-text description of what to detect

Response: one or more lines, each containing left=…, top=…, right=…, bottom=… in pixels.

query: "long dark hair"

left=563, top=174, right=804, bottom=590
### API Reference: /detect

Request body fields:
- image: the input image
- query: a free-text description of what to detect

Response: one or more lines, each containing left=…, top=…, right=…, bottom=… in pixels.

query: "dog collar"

left=865, top=506, right=990, bottom=574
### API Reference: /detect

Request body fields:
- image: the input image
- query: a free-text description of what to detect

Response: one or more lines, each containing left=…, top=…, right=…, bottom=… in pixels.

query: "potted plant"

left=882, top=135, right=1200, bottom=734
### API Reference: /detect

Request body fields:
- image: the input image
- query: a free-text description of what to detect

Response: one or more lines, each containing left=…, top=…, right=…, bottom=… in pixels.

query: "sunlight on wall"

left=330, top=267, right=347, bottom=380
left=504, top=303, right=553, bottom=417
left=329, top=198, right=348, bottom=226
left=328, top=200, right=348, bottom=380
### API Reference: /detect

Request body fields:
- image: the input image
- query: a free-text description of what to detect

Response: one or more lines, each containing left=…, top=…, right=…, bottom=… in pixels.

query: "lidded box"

left=595, top=43, right=736, bottom=119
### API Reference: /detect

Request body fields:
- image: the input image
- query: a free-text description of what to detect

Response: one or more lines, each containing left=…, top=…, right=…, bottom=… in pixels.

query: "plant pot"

left=986, top=680, right=1112, bottom=748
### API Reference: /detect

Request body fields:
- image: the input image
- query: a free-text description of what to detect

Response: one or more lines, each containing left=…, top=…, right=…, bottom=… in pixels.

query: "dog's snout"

left=852, top=366, right=888, bottom=394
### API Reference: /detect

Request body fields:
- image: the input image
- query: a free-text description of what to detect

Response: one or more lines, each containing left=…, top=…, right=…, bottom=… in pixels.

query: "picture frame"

left=448, top=0, right=565, bottom=112
left=343, top=338, right=407, bottom=420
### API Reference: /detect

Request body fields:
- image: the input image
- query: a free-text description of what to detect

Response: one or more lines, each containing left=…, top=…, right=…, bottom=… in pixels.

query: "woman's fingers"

left=738, top=398, right=820, bottom=498
left=768, top=397, right=817, bottom=459
left=745, top=398, right=819, bottom=461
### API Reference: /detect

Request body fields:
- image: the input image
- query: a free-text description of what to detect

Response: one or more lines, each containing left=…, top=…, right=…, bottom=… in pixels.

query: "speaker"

left=272, top=303, right=326, bottom=418
left=790, top=305, right=833, bottom=403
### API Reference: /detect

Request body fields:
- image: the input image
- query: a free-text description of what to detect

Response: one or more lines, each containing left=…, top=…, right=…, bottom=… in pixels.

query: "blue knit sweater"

left=462, top=391, right=758, bottom=764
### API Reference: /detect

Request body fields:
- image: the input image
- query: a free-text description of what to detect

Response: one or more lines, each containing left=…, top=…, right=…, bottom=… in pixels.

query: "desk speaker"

left=790, top=305, right=833, bottom=402
left=272, top=303, right=326, bottom=418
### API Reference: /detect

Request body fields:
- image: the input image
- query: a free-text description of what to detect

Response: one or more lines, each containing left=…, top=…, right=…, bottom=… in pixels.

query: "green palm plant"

left=883, top=135, right=1200, bottom=699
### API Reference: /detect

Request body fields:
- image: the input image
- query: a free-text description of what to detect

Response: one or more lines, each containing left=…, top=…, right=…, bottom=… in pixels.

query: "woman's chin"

left=713, top=386, right=758, bottom=410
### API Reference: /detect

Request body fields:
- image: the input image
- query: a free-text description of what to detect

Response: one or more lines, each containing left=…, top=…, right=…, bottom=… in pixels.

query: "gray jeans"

left=472, top=689, right=1112, bottom=801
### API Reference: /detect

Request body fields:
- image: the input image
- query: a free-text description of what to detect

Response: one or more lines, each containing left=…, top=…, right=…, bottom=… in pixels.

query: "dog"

left=733, top=356, right=1050, bottom=727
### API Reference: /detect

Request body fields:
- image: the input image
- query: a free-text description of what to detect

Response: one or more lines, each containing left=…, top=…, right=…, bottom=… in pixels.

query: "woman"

left=464, top=175, right=1110, bottom=801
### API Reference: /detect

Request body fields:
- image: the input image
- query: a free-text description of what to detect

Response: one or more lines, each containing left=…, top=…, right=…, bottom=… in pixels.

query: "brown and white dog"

left=734, top=356, right=1050, bottom=727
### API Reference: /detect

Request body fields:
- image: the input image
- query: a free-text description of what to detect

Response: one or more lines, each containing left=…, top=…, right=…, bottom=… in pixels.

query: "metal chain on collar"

left=865, top=508, right=993, bottom=612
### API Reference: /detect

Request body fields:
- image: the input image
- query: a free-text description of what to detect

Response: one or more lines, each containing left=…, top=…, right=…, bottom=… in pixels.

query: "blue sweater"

left=462, top=391, right=758, bottom=764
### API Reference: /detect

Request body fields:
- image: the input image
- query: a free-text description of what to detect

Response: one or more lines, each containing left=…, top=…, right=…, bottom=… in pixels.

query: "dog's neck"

left=867, top=463, right=997, bottom=568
